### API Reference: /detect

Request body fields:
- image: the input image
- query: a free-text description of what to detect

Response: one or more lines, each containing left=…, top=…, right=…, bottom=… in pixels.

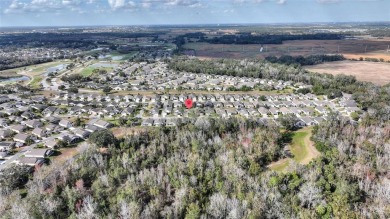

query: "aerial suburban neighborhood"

left=0, top=58, right=360, bottom=171
left=0, top=19, right=388, bottom=218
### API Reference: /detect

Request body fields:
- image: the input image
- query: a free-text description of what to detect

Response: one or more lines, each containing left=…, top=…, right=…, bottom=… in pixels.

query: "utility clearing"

left=268, top=127, right=320, bottom=172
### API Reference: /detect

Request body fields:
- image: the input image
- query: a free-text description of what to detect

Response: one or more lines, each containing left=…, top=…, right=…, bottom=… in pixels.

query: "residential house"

left=73, top=128, right=90, bottom=139
left=15, top=157, right=45, bottom=167
left=44, top=138, right=58, bottom=149
left=25, top=149, right=53, bottom=158
left=9, top=124, right=25, bottom=133
left=0, top=129, right=13, bottom=139
left=0, top=141, right=15, bottom=151
left=13, top=133, right=31, bottom=144
left=25, top=119, right=43, bottom=129
left=32, top=127, right=46, bottom=138
left=141, top=118, right=153, bottom=126
left=59, top=119, right=72, bottom=128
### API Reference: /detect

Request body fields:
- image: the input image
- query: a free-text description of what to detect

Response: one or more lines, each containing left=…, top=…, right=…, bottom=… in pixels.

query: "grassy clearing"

left=268, top=127, right=320, bottom=172
left=79, top=67, right=94, bottom=77
left=290, top=131, right=309, bottom=163
left=79, top=66, right=113, bottom=77
left=29, top=76, right=43, bottom=89
left=269, top=159, right=290, bottom=172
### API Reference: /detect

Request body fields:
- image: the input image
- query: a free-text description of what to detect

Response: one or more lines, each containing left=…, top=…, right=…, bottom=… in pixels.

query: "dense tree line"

left=0, top=117, right=285, bottom=218
left=61, top=74, right=91, bottom=84
left=0, top=57, right=54, bottom=71
left=0, top=32, right=165, bottom=49
left=265, top=54, right=345, bottom=66
left=203, top=33, right=344, bottom=44
left=0, top=113, right=388, bottom=218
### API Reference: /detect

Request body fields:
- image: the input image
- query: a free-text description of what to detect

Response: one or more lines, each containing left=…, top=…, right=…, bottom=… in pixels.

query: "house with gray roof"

left=25, top=149, right=53, bottom=158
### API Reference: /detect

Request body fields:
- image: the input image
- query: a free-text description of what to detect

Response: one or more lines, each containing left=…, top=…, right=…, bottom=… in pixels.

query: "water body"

left=45, top=64, right=68, bottom=76
left=91, top=63, right=118, bottom=68
left=0, top=75, right=30, bottom=83
left=111, top=56, right=124, bottom=61
left=98, top=54, right=112, bottom=60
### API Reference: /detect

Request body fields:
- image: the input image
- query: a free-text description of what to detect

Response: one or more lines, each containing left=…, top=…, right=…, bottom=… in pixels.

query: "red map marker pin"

left=184, top=98, right=193, bottom=109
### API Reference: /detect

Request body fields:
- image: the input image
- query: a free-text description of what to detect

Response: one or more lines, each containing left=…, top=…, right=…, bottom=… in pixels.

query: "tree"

left=89, top=129, right=116, bottom=147
left=279, top=114, right=300, bottom=131
left=0, top=165, right=30, bottom=194
left=350, top=112, right=360, bottom=121
left=185, top=203, right=201, bottom=219
left=103, top=86, right=112, bottom=94
left=58, top=85, right=66, bottom=90
left=68, top=87, right=78, bottom=94
left=67, top=63, right=75, bottom=70
left=259, top=95, right=267, bottom=101
left=74, top=117, right=82, bottom=126
left=77, top=195, right=99, bottom=219
left=298, top=182, right=323, bottom=209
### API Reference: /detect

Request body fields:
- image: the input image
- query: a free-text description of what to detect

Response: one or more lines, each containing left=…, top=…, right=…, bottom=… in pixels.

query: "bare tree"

left=118, top=201, right=140, bottom=219
left=77, top=195, right=99, bottom=219
left=207, top=193, right=228, bottom=219
left=298, top=182, right=323, bottom=209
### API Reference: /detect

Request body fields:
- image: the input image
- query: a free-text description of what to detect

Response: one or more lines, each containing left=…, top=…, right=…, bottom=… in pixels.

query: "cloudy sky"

left=0, top=0, right=389, bottom=27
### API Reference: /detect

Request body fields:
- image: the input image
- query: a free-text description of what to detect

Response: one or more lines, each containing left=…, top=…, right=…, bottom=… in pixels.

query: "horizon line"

left=1, top=21, right=389, bottom=29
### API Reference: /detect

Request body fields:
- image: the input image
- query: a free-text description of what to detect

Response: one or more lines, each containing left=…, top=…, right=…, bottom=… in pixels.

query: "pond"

left=111, top=56, right=124, bottom=61
left=91, top=63, right=118, bottom=68
left=45, top=64, right=68, bottom=76
left=0, top=75, right=30, bottom=83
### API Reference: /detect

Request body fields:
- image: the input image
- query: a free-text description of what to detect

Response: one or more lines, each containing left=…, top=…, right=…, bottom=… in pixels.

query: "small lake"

left=45, top=64, right=68, bottom=76
left=91, top=63, right=118, bottom=68
left=0, top=75, right=30, bottom=83
left=112, top=56, right=124, bottom=61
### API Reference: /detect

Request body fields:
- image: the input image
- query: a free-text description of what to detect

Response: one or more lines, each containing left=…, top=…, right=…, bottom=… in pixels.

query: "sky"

left=0, top=0, right=389, bottom=27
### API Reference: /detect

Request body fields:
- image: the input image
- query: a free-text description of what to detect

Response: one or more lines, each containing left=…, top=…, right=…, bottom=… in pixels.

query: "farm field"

left=183, top=39, right=390, bottom=60
left=305, top=61, right=390, bottom=85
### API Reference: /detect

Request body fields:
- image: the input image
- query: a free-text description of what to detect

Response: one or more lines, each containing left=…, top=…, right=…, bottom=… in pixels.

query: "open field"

left=0, top=61, right=70, bottom=76
left=268, top=127, right=320, bottom=172
left=28, top=76, right=43, bottom=89
left=0, top=71, right=22, bottom=79
left=79, top=66, right=114, bottom=77
left=305, top=61, right=390, bottom=85
left=183, top=39, right=390, bottom=60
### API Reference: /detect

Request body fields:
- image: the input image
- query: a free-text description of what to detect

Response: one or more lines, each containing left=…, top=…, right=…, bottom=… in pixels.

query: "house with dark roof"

left=0, top=141, right=15, bottom=151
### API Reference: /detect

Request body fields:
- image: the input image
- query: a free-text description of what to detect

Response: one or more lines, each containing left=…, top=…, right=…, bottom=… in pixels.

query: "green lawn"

left=29, top=76, right=43, bottom=89
left=290, top=131, right=309, bottom=163
left=269, top=159, right=290, bottom=172
left=269, top=128, right=318, bottom=172
left=79, top=67, right=94, bottom=77
left=79, top=66, right=113, bottom=77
